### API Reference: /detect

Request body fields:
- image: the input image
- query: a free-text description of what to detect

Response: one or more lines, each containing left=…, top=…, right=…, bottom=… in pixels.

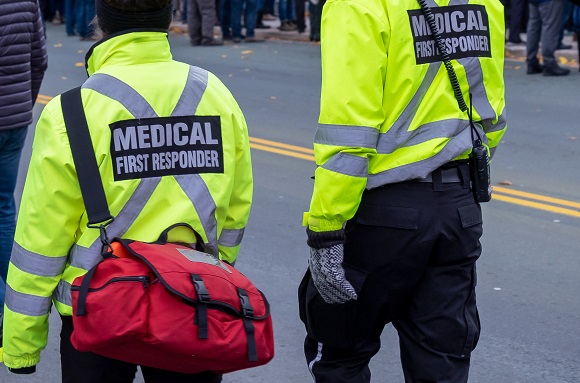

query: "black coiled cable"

left=416, top=0, right=468, bottom=113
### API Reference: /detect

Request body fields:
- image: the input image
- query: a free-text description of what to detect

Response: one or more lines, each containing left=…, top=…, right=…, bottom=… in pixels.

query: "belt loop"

left=432, top=168, right=443, bottom=191
left=459, top=164, right=470, bottom=189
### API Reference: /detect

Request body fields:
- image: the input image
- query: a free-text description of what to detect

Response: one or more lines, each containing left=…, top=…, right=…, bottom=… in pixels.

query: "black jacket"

left=0, top=0, right=48, bottom=131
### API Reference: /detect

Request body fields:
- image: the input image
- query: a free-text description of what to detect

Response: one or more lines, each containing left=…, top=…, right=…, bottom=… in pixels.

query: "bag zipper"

left=72, top=276, right=149, bottom=292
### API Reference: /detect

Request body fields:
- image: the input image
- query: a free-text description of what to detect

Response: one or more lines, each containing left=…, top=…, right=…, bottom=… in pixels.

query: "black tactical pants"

left=299, top=162, right=483, bottom=383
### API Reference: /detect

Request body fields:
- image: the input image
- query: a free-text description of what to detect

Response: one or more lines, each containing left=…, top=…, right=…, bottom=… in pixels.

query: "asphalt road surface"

left=1, top=23, right=579, bottom=383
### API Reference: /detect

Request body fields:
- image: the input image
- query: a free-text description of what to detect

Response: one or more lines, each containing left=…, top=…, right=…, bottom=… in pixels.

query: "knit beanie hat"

left=96, top=0, right=173, bottom=34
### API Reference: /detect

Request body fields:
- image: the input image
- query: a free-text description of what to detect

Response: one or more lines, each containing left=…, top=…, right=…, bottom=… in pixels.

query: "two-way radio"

left=415, top=0, right=492, bottom=202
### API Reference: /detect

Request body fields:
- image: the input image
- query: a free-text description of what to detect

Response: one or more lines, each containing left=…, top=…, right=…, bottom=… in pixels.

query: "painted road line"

left=494, top=186, right=580, bottom=210
left=492, top=193, right=580, bottom=218
left=249, top=137, right=315, bottom=161
left=36, top=94, right=52, bottom=105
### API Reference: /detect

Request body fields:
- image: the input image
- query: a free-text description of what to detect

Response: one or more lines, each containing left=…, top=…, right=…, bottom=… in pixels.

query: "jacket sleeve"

left=3, top=99, right=83, bottom=369
left=217, top=105, right=253, bottom=264
left=307, top=0, right=388, bottom=232
left=30, top=1, right=48, bottom=104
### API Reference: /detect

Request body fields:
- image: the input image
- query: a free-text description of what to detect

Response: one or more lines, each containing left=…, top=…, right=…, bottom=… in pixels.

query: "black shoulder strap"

left=61, top=86, right=113, bottom=226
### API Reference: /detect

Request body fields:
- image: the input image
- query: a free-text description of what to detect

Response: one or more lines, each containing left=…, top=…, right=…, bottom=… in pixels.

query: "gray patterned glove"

left=307, top=229, right=358, bottom=304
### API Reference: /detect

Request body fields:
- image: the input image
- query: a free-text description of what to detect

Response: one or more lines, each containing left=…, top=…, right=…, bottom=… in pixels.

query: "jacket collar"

left=85, top=29, right=172, bottom=76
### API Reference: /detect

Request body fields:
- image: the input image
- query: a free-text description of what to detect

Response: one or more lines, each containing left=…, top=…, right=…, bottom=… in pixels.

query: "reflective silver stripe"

left=218, top=228, right=245, bottom=247
left=68, top=244, right=103, bottom=271
left=308, top=342, right=324, bottom=381
left=377, top=118, right=467, bottom=155
left=69, top=177, right=161, bottom=269
left=5, top=284, right=52, bottom=317
left=321, top=153, right=368, bottom=178
left=82, top=73, right=157, bottom=118
left=172, top=65, right=219, bottom=256
left=10, top=242, right=67, bottom=277
left=172, top=66, right=208, bottom=115
left=314, top=124, right=379, bottom=149
left=388, top=63, right=440, bottom=136
left=54, top=279, right=72, bottom=307
left=483, top=110, right=506, bottom=133
left=459, top=57, right=496, bottom=123
left=175, top=175, right=218, bottom=256
left=367, top=127, right=473, bottom=188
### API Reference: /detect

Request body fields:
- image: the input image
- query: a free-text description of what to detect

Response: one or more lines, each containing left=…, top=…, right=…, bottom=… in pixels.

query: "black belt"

left=414, top=167, right=463, bottom=183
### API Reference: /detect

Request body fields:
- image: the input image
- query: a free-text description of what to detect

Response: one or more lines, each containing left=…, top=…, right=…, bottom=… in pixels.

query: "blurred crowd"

left=37, top=0, right=326, bottom=46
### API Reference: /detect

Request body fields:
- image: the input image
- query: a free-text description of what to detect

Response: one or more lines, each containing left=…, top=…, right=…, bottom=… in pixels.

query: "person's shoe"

left=191, top=40, right=201, bottom=46
left=262, top=13, right=277, bottom=21
left=556, top=43, right=573, bottom=50
left=527, top=62, right=543, bottom=74
left=278, top=21, right=298, bottom=31
left=201, top=39, right=224, bottom=46
left=255, top=22, right=271, bottom=29
left=232, top=37, right=242, bottom=43
left=543, top=64, right=570, bottom=76
left=245, top=36, right=264, bottom=43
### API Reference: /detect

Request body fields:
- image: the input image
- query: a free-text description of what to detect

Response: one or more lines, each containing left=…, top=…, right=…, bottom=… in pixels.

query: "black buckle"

left=238, top=288, right=254, bottom=318
left=191, top=274, right=211, bottom=303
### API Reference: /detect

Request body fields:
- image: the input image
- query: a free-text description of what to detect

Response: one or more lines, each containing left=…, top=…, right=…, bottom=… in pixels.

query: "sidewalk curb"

left=170, top=22, right=579, bottom=69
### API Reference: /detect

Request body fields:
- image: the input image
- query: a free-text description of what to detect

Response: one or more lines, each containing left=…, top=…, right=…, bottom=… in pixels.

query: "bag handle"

left=155, top=222, right=206, bottom=252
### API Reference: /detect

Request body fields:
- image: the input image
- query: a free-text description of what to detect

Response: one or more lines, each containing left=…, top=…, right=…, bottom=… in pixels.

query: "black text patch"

left=408, top=5, right=491, bottom=64
left=109, top=116, right=224, bottom=181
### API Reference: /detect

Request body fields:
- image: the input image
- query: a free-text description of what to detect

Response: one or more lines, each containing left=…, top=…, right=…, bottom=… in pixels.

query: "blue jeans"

left=231, top=0, right=259, bottom=38
left=75, top=0, right=95, bottom=37
left=221, top=0, right=232, bottom=38
left=0, top=126, right=28, bottom=309
left=65, top=0, right=76, bottom=35
left=278, top=0, right=295, bottom=21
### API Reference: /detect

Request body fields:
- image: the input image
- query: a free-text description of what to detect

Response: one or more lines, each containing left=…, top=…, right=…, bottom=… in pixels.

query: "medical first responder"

left=2, top=0, right=252, bottom=382
left=298, top=0, right=507, bottom=382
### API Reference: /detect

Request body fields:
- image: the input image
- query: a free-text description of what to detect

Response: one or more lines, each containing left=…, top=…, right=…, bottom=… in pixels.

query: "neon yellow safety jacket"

left=3, top=31, right=253, bottom=369
left=306, top=0, right=506, bottom=232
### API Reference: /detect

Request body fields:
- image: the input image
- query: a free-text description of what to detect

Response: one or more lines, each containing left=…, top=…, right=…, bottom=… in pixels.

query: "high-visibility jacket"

left=306, top=0, right=506, bottom=232
left=3, top=30, right=253, bottom=369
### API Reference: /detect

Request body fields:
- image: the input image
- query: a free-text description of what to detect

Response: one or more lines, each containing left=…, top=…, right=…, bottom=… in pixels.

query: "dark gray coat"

left=0, top=0, right=48, bottom=131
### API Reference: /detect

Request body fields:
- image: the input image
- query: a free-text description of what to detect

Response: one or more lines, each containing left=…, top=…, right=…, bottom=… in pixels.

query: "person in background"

left=65, top=0, right=77, bottom=36
left=298, top=0, right=507, bottom=382
left=188, top=0, right=224, bottom=45
left=262, top=0, right=276, bottom=20
left=507, top=0, right=528, bottom=44
left=556, top=0, right=574, bottom=49
left=0, top=0, right=48, bottom=363
left=526, top=0, right=571, bottom=75
left=231, top=0, right=264, bottom=42
left=308, top=0, right=325, bottom=42
left=2, top=0, right=253, bottom=381
left=278, top=0, right=297, bottom=31
left=75, top=0, right=97, bottom=40
left=295, top=0, right=307, bottom=34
